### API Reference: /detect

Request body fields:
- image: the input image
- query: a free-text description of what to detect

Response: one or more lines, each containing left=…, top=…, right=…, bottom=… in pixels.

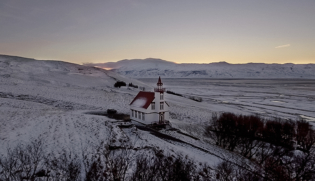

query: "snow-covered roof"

left=130, top=91, right=155, bottom=109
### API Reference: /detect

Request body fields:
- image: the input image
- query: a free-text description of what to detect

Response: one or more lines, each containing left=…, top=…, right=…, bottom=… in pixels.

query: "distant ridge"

left=0, top=54, right=148, bottom=89
left=85, top=58, right=315, bottom=79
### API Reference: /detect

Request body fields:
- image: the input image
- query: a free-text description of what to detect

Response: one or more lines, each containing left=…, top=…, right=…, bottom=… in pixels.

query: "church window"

left=160, top=102, right=164, bottom=110
left=151, top=102, right=155, bottom=110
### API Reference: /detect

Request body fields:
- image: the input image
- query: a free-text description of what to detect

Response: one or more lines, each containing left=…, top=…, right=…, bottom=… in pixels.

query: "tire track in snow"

left=0, top=92, right=99, bottom=110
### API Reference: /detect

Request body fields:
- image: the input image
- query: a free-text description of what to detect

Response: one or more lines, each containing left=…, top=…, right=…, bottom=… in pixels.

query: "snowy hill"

left=0, top=54, right=153, bottom=154
left=85, top=58, right=315, bottom=78
left=1, top=55, right=315, bottom=179
left=0, top=55, right=148, bottom=90
left=1, top=54, right=249, bottom=179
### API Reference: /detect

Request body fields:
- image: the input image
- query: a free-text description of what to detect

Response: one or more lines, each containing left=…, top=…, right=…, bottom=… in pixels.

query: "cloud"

left=275, top=44, right=290, bottom=49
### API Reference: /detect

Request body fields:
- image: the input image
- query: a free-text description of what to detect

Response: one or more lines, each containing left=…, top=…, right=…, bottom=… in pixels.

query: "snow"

left=1, top=54, right=314, bottom=179
left=85, top=58, right=315, bottom=79
left=0, top=55, right=233, bottom=171
left=131, top=97, right=147, bottom=108
left=139, top=78, right=315, bottom=125
left=300, top=115, right=315, bottom=122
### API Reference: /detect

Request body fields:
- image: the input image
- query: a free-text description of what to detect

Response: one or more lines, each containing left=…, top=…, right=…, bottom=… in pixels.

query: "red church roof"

left=130, top=91, right=155, bottom=109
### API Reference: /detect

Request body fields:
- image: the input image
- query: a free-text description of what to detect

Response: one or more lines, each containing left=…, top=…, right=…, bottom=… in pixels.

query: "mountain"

left=85, top=58, right=315, bottom=79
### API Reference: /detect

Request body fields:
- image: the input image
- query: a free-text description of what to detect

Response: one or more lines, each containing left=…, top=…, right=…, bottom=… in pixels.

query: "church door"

left=159, top=112, right=165, bottom=124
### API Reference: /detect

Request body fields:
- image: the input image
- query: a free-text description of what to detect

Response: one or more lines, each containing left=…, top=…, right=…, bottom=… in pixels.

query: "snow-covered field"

left=0, top=55, right=146, bottom=158
left=139, top=78, right=315, bottom=123
left=0, top=55, right=239, bottom=171
left=1, top=55, right=314, bottom=179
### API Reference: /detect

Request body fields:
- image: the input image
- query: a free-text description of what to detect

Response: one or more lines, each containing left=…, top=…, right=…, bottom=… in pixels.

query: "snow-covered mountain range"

left=85, top=58, right=315, bottom=79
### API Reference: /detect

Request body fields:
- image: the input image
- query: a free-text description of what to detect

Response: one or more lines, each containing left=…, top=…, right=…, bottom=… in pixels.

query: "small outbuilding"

left=130, top=77, right=169, bottom=124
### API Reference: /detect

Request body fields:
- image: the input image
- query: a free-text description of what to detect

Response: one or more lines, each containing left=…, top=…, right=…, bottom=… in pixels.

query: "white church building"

left=130, top=77, right=170, bottom=124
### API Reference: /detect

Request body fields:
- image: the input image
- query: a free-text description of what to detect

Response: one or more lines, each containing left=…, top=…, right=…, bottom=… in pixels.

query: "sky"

left=0, top=0, right=314, bottom=64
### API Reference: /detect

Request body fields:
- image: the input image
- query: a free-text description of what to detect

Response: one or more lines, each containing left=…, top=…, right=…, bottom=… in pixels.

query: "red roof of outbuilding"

left=130, top=91, right=155, bottom=109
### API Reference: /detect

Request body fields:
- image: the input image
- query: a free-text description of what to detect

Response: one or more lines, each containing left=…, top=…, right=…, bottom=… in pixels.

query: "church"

left=130, top=77, right=170, bottom=124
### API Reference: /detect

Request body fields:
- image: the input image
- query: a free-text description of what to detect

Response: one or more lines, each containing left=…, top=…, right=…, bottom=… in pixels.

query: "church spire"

left=154, top=76, right=165, bottom=93
left=157, top=76, right=163, bottom=86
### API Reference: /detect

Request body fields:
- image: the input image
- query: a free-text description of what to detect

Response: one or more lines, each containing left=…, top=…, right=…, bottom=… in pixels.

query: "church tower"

left=154, top=77, right=167, bottom=124
left=154, top=76, right=165, bottom=93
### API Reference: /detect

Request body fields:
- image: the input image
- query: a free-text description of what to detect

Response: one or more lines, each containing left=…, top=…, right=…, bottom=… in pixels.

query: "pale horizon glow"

left=275, top=44, right=291, bottom=49
left=0, top=0, right=314, bottom=64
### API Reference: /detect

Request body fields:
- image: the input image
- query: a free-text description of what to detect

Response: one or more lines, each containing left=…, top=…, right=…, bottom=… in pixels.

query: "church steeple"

left=154, top=76, right=165, bottom=93
left=157, top=76, right=163, bottom=86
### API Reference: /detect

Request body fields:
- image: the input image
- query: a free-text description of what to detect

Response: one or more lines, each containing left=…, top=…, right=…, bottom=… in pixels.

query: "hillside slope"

left=1, top=55, right=253, bottom=178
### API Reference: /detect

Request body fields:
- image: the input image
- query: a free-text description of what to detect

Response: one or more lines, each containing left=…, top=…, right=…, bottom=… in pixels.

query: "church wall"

left=129, top=109, right=158, bottom=124
left=130, top=77, right=170, bottom=124
left=165, top=112, right=170, bottom=120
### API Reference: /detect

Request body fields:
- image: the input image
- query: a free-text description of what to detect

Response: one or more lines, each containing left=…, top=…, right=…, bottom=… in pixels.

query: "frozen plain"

left=1, top=55, right=314, bottom=179
left=139, top=78, right=315, bottom=122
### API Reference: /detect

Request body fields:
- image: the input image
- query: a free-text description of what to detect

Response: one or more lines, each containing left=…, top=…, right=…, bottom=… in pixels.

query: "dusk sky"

left=0, top=0, right=314, bottom=64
